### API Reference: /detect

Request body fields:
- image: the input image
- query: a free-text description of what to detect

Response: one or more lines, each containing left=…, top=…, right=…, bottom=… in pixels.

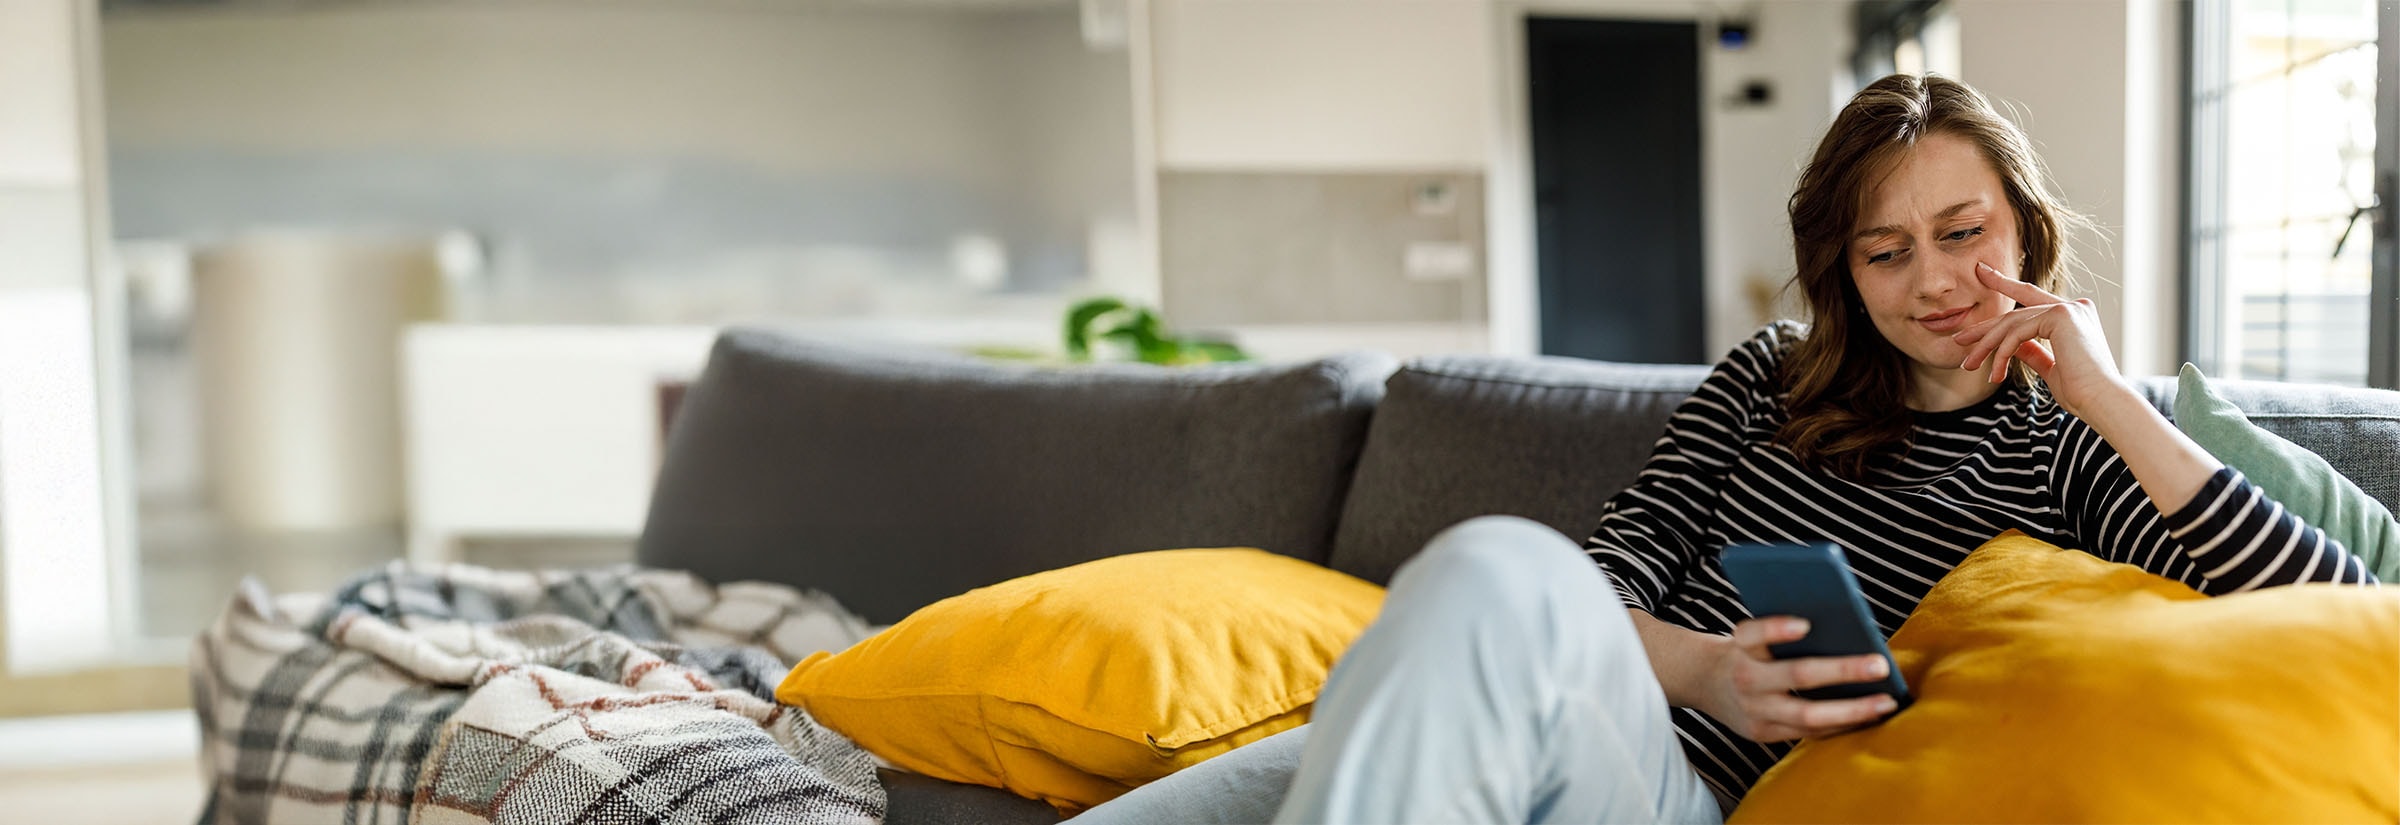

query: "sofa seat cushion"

left=1327, top=355, right=1710, bottom=584
left=640, top=329, right=1393, bottom=624
left=880, top=769, right=1061, bottom=825
left=1730, top=531, right=2399, bottom=823
left=777, top=548, right=1384, bottom=814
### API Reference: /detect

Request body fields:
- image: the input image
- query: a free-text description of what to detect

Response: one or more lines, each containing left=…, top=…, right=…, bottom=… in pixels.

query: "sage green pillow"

left=2174, top=363, right=2400, bottom=581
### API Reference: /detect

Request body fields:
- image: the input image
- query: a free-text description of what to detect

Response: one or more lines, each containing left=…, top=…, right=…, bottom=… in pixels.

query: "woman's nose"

left=1916, top=256, right=1974, bottom=300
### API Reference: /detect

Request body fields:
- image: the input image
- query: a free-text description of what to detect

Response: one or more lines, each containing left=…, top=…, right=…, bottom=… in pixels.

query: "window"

left=2189, top=0, right=2395, bottom=388
left=1853, top=1, right=1961, bottom=83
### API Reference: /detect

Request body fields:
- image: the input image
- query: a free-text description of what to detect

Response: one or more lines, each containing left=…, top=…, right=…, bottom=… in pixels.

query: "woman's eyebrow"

left=1850, top=199, right=1988, bottom=243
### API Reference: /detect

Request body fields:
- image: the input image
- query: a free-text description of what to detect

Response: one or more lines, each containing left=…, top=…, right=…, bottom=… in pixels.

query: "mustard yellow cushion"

left=774, top=547, right=1384, bottom=813
left=1731, top=531, right=2399, bottom=823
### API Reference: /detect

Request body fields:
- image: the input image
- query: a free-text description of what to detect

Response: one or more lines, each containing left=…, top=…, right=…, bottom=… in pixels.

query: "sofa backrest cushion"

left=2138, top=375, right=2400, bottom=514
left=1325, top=355, right=1711, bottom=585
left=1330, top=364, right=2400, bottom=588
left=638, top=329, right=1396, bottom=625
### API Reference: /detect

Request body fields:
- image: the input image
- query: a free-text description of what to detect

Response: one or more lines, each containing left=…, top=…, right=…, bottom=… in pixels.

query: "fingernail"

left=1786, top=619, right=1810, bottom=636
left=1877, top=696, right=1899, bottom=713
left=1866, top=658, right=1890, bottom=678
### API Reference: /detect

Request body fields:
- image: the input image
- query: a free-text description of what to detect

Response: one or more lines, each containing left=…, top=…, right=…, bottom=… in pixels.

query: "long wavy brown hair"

left=1777, top=73, right=2089, bottom=481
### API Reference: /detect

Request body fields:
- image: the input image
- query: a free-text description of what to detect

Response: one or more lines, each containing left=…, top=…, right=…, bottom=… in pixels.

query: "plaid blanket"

left=192, top=562, right=886, bottom=824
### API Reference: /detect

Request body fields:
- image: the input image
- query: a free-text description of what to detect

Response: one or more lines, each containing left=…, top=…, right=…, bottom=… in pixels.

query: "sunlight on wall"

left=0, top=289, right=113, bottom=674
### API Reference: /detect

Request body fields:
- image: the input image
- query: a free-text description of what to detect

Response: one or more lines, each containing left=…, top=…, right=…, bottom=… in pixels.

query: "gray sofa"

left=637, top=328, right=2400, bottom=825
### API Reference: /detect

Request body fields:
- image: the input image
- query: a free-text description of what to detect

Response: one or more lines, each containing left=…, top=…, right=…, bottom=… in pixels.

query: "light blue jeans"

left=1076, top=516, right=1725, bottom=824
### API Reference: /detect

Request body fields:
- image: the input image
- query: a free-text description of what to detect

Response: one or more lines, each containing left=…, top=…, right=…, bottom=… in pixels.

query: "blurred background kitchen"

left=0, top=0, right=2390, bottom=821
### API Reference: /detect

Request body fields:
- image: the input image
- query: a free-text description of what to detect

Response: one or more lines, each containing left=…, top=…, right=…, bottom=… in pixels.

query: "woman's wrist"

left=2064, top=377, right=2152, bottom=441
left=2065, top=377, right=2223, bottom=513
left=1630, top=608, right=1732, bottom=711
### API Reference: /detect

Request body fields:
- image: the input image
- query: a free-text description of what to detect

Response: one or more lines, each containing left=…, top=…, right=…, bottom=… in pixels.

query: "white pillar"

left=0, top=0, right=118, bottom=674
left=190, top=232, right=442, bottom=531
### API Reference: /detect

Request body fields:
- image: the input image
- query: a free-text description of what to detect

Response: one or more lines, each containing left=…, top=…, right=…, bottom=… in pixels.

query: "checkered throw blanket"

left=192, top=562, right=886, bottom=824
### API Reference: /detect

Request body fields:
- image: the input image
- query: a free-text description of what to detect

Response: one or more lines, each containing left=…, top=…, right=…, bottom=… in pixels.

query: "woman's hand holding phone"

left=1696, top=616, right=1902, bottom=744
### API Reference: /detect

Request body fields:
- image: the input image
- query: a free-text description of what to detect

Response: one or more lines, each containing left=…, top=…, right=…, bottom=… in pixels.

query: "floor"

left=0, top=711, right=206, bottom=824
left=0, top=760, right=207, bottom=824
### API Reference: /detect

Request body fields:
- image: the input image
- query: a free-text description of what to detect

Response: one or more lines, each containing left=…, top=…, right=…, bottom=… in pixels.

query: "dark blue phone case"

left=1717, top=543, right=1913, bottom=710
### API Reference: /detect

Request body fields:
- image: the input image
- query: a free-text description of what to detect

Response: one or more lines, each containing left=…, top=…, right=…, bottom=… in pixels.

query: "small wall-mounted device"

left=1717, top=18, right=1753, bottom=50
left=1412, top=180, right=1457, bottom=216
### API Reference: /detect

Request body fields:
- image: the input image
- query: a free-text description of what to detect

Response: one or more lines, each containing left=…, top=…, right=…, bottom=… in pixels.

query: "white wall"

left=1691, top=0, right=1854, bottom=357
left=101, top=3, right=1137, bottom=311
left=104, top=5, right=1009, bottom=180
left=1956, top=0, right=2183, bottom=377
left=1150, top=0, right=1493, bottom=171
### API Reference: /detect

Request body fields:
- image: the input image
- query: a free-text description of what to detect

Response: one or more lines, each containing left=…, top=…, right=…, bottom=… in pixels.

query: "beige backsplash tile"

left=1161, top=171, right=1486, bottom=327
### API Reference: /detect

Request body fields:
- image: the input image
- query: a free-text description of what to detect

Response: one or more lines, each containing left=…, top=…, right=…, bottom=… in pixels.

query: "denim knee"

left=1394, top=515, right=1610, bottom=617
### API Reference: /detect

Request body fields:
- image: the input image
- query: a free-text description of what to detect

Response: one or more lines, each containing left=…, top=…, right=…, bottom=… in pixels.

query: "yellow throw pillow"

left=1731, top=531, right=2399, bottom=823
left=775, top=547, right=1384, bottom=813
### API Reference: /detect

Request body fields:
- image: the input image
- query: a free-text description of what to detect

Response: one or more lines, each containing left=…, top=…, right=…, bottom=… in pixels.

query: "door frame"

left=1521, top=15, right=1709, bottom=362
left=1486, top=2, right=1714, bottom=358
left=2371, top=0, right=2397, bottom=389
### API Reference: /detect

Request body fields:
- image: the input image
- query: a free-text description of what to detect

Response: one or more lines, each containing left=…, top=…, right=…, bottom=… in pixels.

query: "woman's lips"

left=1917, top=305, right=1975, bottom=333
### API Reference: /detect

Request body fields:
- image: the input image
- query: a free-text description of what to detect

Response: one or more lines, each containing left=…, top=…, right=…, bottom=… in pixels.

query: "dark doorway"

left=1527, top=17, right=1706, bottom=364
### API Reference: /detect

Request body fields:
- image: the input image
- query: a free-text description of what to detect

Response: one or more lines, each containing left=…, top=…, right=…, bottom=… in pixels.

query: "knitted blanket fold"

left=192, top=562, right=885, bottom=824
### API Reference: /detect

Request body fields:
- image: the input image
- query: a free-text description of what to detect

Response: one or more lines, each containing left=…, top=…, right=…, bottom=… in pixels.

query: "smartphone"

left=1717, top=542, right=1912, bottom=711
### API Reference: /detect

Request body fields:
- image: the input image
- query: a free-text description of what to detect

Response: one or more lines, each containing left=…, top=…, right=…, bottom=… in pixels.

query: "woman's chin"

left=1902, top=342, right=1976, bottom=376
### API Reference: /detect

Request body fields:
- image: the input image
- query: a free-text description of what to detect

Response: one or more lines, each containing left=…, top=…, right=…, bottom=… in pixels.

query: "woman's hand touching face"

left=1950, top=263, right=2133, bottom=417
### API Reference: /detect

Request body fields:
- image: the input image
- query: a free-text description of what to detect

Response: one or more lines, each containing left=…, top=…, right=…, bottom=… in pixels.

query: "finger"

left=1960, top=306, right=2044, bottom=371
left=2014, top=339, right=2055, bottom=375
left=1988, top=333, right=2022, bottom=383
left=1783, top=654, right=1893, bottom=692
left=1967, top=304, right=2062, bottom=374
left=1750, top=692, right=1898, bottom=739
left=1975, top=261, right=2065, bottom=306
left=1950, top=300, right=2028, bottom=346
left=1984, top=320, right=2051, bottom=383
left=1790, top=693, right=1903, bottom=736
left=1952, top=315, right=1998, bottom=347
left=1742, top=717, right=1808, bottom=744
left=1731, top=617, right=1810, bottom=658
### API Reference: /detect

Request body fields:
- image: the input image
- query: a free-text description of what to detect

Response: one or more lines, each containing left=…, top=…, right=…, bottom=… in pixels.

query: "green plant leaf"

left=1064, top=297, right=1127, bottom=361
left=1189, top=341, right=1251, bottom=363
left=1063, top=296, right=1250, bottom=366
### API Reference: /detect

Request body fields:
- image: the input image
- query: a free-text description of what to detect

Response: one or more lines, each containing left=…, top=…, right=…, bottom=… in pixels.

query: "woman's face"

left=1846, top=131, right=2027, bottom=380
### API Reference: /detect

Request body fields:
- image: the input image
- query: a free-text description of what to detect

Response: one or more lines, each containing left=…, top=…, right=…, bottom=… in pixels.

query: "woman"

left=1080, top=73, right=2375, bottom=825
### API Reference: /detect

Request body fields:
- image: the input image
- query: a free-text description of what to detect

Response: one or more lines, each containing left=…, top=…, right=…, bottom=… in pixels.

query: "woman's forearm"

left=2073, top=382, right=2224, bottom=516
left=1629, top=608, right=1730, bottom=711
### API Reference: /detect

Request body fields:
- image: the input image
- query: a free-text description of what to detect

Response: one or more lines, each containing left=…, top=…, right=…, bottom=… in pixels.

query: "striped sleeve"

left=2055, top=416, right=2375, bottom=592
left=2162, top=467, right=2376, bottom=589
left=1583, top=324, right=1784, bottom=613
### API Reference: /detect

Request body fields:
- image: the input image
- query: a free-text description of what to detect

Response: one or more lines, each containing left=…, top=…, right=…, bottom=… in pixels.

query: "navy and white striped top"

left=1582, top=321, right=2376, bottom=802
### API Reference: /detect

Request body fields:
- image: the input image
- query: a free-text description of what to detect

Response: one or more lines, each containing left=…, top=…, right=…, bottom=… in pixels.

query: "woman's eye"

left=1867, top=250, right=1898, bottom=264
left=1943, top=226, right=1986, bottom=242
